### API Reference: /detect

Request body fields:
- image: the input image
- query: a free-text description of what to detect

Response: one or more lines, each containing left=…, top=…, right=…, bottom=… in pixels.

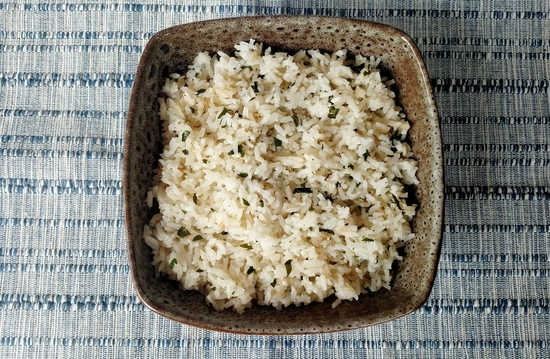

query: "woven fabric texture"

left=1, top=1, right=549, bottom=357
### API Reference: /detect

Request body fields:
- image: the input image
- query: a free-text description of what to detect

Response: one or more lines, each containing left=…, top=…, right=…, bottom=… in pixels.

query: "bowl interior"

left=123, top=15, right=443, bottom=334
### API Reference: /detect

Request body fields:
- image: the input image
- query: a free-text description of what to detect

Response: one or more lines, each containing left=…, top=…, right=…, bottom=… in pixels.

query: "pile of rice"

left=143, top=40, right=418, bottom=313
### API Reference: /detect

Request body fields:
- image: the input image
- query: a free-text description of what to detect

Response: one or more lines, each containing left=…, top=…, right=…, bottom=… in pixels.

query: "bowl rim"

left=123, top=14, right=444, bottom=334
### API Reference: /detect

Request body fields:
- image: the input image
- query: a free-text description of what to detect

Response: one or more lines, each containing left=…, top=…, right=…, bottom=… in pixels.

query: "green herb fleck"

left=181, top=210, right=187, bottom=214
left=249, top=97, right=256, bottom=102
left=391, top=193, right=402, bottom=210
left=202, top=159, right=208, bottom=164
left=328, top=106, right=339, bottom=119
left=196, top=89, right=206, bottom=94
left=229, top=144, right=244, bottom=157
left=240, top=65, right=253, bottom=72
left=196, top=269, right=203, bottom=273
left=210, top=208, right=216, bottom=213
left=193, top=193, right=198, bottom=205
left=390, top=129, right=401, bottom=142
left=293, top=187, right=312, bottom=194
left=319, top=228, right=335, bottom=235
left=218, top=107, right=230, bottom=119
left=247, top=266, right=255, bottom=274
left=238, top=173, right=248, bottom=178
left=169, top=258, right=177, bottom=269
left=285, top=259, right=292, bottom=276
left=252, top=81, right=259, bottom=93
left=242, top=198, right=250, bottom=206
left=348, top=164, right=355, bottom=170
left=177, top=227, right=190, bottom=238
left=259, top=199, right=264, bottom=208
left=271, top=279, right=277, bottom=287
left=308, top=227, right=313, bottom=231
left=182, top=149, right=189, bottom=155
left=273, top=137, right=282, bottom=148
left=291, top=115, right=300, bottom=127
left=193, top=235, right=203, bottom=241
left=363, top=238, right=375, bottom=242
left=363, top=150, right=370, bottom=160
left=240, top=244, right=253, bottom=250
left=182, top=130, right=191, bottom=142
left=220, top=231, right=229, bottom=235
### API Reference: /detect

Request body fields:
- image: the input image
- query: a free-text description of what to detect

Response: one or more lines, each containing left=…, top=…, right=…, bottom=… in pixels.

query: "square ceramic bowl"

left=124, top=15, right=443, bottom=334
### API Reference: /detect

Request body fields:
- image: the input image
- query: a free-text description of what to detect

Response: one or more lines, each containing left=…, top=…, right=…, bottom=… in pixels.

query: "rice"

left=143, top=40, right=418, bottom=313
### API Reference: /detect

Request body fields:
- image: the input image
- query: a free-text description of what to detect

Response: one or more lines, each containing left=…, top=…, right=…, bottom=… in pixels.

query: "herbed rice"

left=143, top=40, right=418, bottom=313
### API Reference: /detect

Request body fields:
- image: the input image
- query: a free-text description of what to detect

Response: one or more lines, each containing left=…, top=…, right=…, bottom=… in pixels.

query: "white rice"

left=143, top=40, right=418, bottom=313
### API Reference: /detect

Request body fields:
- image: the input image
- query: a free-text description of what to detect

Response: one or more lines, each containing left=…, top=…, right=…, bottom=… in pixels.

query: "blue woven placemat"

left=1, top=1, right=549, bottom=357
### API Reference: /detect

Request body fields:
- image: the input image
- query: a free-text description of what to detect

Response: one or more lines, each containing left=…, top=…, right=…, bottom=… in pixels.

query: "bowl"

left=123, top=15, right=443, bottom=334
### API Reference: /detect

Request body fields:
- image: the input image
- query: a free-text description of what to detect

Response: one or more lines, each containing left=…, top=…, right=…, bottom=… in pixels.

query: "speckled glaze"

left=124, top=16, right=444, bottom=334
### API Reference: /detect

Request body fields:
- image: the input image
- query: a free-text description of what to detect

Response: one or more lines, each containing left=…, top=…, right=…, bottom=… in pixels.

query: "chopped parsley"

left=328, top=106, right=339, bottom=119
left=177, top=227, right=190, bottom=238
left=238, top=173, right=248, bottom=178
left=252, top=81, right=259, bottom=93
left=242, top=198, right=250, bottom=206
left=363, top=150, right=370, bottom=160
left=390, top=129, right=401, bottom=142
left=202, top=159, right=208, bottom=164
left=273, top=137, right=282, bottom=149
left=285, top=259, right=292, bottom=276
left=293, top=187, right=312, bottom=194
left=363, top=238, right=374, bottom=242
left=192, top=235, right=203, bottom=241
left=319, top=228, right=335, bottom=235
left=228, top=144, right=244, bottom=157
left=271, top=279, right=277, bottom=287
left=181, top=130, right=190, bottom=142
left=196, top=89, right=206, bottom=94
left=192, top=193, right=198, bottom=205
left=348, top=164, right=355, bottom=170
left=182, top=149, right=189, bottom=155
left=259, top=199, right=264, bottom=208
left=220, top=231, right=229, bottom=235
left=196, top=269, right=203, bottom=272
left=291, top=115, right=300, bottom=127
left=181, top=210, right=187, bottom=214
left=240, top=244, right=253, bottom=250
left=218, top=107, right=230, bottom=119
left=169, top=258, right=177, bottom=269
left=210, top=208, right=216, bottom=213
left=240, top=65, right=253, bottom=72
left=391, top=193, right=402, bottom=210
left=246, top=266, right=255, bottom=274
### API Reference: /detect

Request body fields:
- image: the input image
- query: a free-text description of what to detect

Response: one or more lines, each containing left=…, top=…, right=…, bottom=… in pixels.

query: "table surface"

left=1, top=1, right=549, bottom=358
